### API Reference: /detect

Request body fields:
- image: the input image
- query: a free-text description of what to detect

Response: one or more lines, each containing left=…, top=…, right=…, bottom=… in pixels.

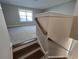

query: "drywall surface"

left=70, top=18, right=78, bottom=40
left=0, top=4, right=12, bottom=59
left=46, top=0, right=76, bottom=16
left=73, top=0, right=78, bottom=16
left=48, top=17, right=73, bottom=50
left=70, top=0, right=78, bottom=40
left=1, top=3, right=42, bottom=27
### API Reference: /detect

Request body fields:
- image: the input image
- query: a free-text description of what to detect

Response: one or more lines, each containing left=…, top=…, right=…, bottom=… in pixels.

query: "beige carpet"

left=48, top=40, right=68, bottom=57
left=8, top=26, right=36, bottom=45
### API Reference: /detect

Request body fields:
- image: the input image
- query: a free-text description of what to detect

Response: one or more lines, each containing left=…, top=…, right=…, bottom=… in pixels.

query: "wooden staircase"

left=13, top=39, right=44, bottom=59
left=12, top=38, right=68, bottom=59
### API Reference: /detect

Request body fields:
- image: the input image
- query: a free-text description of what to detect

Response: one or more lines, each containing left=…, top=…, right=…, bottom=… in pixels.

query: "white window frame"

left=19, top=9, right=33, bottom=22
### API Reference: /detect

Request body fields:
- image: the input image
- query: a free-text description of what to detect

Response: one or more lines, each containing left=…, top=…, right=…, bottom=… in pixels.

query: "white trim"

left=8, top=25, right=21, bottom=28
left=35, top=11, right=73, bottom=18
left=10, top=42, right=13, bottom=59
left=7, top=24, right=34, bottom=28
left=48, top=56, right=68, bottom=58
left=0, top=6, right=2, bottom=9
left=10, top=42, right=12, bottom=48
left=18, top=47, right=41, bottom=59
left=0, top=4, right=2, bottom=9
left=13, top=40, right=37, bottom=52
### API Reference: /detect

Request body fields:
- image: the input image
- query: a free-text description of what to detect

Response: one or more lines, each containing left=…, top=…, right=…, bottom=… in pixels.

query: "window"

left=19, top=9, right=33, bottom=22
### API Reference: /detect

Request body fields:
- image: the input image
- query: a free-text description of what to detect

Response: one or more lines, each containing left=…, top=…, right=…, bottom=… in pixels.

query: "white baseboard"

left=8, top=25, right=21, bottom=28
left=48, top=56, right=68, bottom=58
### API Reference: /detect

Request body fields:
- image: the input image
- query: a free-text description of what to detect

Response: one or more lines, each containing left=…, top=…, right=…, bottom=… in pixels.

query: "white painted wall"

left=46, top=0, right=76, bottom=16
left=73, top=0, right=78, bottom=16
left=70, top=0, right=78, bottom=40
left=0, top=4, right=12, bottom=59
left=1, top=3, right=43, bottom=27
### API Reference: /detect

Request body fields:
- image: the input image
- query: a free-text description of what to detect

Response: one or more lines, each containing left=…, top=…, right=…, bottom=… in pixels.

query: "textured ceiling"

left=0, top=0, right=72, bottom=9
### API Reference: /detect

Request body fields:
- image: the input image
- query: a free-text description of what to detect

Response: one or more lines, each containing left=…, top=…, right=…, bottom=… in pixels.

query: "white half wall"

left=0, top=4, right=12, bottom=59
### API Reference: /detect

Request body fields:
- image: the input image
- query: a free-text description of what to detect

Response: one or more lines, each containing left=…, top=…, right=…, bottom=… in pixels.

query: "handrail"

left=35, top=18, right=47, bottom=35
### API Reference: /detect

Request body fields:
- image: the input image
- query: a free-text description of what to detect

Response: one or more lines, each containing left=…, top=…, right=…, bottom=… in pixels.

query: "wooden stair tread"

left=25, top=50, right=44, bottom=59
left=13, top=43, right=40, bottom=59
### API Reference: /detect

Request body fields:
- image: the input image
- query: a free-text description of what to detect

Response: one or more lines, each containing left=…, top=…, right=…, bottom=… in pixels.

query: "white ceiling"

left=0, top=0, right=72, bottom=9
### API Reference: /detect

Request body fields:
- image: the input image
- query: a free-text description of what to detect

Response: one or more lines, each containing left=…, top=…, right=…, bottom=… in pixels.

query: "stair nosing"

left=13, top=38, right=37, bottom=49
left=18, top=47, right=41, bottom=59
left=13, top=40, right=37, bottom=52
